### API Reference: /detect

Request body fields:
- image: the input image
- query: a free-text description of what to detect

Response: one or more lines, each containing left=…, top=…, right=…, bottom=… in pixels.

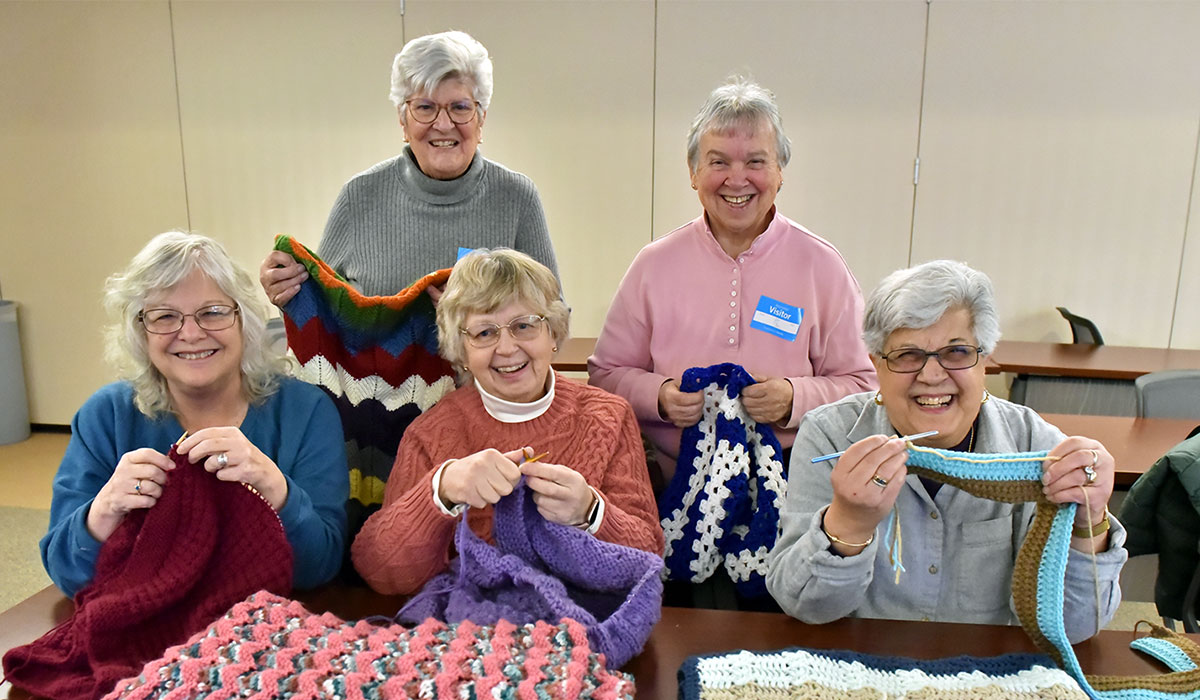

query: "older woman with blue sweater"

left=43, top=232, right=348, bottom=596
left=767, top=260, right=1127, bottom=643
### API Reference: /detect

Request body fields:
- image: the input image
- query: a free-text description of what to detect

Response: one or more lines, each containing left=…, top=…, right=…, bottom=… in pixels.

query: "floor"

left=0, top=430, right=1162, bottom=629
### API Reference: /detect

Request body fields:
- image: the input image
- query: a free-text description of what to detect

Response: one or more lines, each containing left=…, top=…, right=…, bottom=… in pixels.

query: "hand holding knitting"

left=1041, top=436, right=1114, bottom=544
left=521, top=460, right=596, bottom=528
left=259, top=250, right=308, bottom=307
left=439, top=447, right=525, bottom=509
left=742, top=374, right=793, bottom=424
left=86, top=448, right=176, bottom=543
left=178, top=427, right=289, bottom=511
left=658, top=379, right=703, bottom=427
left=823, top=435, right=910, bottom=554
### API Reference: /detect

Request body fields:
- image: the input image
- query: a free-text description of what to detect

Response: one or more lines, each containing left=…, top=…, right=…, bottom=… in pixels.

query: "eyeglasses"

left=405, top=98, right=480, bottom=125
left=460, top=315, right=546, bottom=348
left=879, top=344, right=983, bottom=373
left=139, top=304, right=239, bottom=334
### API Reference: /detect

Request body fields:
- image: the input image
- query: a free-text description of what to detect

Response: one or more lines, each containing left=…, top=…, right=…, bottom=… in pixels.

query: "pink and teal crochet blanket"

left=273, top=235, right=457, bottom=534
left=104, top=591, right=635, bottom=700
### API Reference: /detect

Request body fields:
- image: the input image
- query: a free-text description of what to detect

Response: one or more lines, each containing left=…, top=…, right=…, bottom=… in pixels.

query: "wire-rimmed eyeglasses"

left=460, top=315, right=546, bottom=348
left=138, top=304, right=239, bottom=334
left=879, top=344, right=983, bottom=373
left=405, top=98, right=481, bottom=125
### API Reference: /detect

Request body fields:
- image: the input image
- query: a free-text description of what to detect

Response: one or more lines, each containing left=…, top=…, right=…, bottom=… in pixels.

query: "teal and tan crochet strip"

left=907, top=445, right=1200, bottom=699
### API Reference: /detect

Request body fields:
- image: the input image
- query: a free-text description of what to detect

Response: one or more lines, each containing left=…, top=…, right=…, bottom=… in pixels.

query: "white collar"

left=474, top=372, right=556, bottom=423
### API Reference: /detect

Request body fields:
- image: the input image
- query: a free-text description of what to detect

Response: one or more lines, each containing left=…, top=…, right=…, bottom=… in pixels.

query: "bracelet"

left=1072, top=509, right=1111, bottom=538
left=821, top=522, right=874, bottom=548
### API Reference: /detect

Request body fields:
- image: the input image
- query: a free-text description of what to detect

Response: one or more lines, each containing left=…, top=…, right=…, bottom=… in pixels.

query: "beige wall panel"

left=654, top=1, right=926, bottom=295
left=914, top=1, right=1200, bottom=347
left=0, top=1, right=187, bottom=424
left=171, top=1, right=406, bottom=280
left=1172, top=129, right=1200, bottom=349
left=406, top=1, right=655, bottom=336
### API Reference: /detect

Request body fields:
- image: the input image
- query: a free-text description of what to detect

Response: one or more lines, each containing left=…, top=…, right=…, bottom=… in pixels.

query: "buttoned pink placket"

left=727, top=254, right=748, bottom=347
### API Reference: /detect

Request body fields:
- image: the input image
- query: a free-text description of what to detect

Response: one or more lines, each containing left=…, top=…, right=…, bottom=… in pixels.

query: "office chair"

left=1135, top=369, right=1200, bottom=420
left=1056, top=306, right=1104, bottom=345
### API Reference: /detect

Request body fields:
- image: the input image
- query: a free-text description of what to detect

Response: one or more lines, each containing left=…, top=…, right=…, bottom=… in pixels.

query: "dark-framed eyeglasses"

left=879, top=344, right=983, bottom=373
left=138, top=304, right=239, bottom=334
left=460, top=315, right=546, bottom=348
left=405, top=98, right=480, bottom=125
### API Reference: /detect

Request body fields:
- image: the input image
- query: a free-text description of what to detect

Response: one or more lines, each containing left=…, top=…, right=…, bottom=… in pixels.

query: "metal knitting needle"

left=810, top=430, right=940, bottom=464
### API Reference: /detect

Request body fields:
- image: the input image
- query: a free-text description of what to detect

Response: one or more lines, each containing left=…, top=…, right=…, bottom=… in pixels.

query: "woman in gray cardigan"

left=259, top=30, right=558, bottom=305
left=767, top=260, right=1127, bottom=643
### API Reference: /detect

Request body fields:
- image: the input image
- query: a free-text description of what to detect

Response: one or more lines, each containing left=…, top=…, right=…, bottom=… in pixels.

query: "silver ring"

left=135, top=479, right=142, bottom=493
left=1083, top=465, right=1097, bottom=484
left=1089, top=449, right=1099, bottom=468
left=871, top=475, right=889, bottom=488
left=215, top=452, right=228, bottom=469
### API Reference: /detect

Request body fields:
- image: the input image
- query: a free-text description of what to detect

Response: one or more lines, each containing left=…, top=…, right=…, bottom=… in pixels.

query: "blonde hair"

left=103, top=231, right=291, bottom=418
left=436, top=248, right=568, bottom=373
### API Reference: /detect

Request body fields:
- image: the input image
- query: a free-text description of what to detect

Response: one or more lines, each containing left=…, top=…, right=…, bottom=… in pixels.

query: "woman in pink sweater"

left=352, top=249, right=663, bottom=595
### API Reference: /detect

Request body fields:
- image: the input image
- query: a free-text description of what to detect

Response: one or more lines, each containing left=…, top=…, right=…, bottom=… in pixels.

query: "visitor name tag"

left=457, top=247, right=476, bottom=261
left=751, top=296, right=802, bottom=341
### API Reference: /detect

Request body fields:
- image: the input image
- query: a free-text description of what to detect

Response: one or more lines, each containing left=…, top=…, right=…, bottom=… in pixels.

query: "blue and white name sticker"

left=457, top=246, right=477, bottom=261
left=751, top=295, right=803, bottom=342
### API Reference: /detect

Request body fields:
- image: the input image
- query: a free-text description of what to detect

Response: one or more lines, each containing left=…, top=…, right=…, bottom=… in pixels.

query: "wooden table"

left=991, top=341, right=1200, bottom=380
left=0, top=584, right=1186, bottom=699
left=1041, top=413, right=1197, bottom=486
left=551, top=336, right=596, bottom=373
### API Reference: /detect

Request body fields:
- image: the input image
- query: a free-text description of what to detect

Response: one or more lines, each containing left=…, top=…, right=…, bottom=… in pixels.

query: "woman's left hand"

left=742, top=375, right=793, bottom=424
left=177, top=427, right=289, bottom=511
left=520, top=460, right=596, bottom=527
left=1042, top=436, right=1113, bottom=527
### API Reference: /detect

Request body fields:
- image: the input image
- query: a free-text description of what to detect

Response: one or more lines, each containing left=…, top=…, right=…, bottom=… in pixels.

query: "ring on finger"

left=1089, top=449, right=1099, bottom=468
left=135, top=479, right=142, bottom=493
left=871, top=474, right=889, bottom=488
left=1083, top=465, right=1097, bottom=484
left=215, top=452, right=229, bottom=469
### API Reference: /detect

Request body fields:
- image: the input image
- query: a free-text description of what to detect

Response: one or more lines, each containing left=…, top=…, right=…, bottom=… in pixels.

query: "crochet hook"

left=810, top=430, right=939, bottom=464
left=522, top=451, right=550, bottom=464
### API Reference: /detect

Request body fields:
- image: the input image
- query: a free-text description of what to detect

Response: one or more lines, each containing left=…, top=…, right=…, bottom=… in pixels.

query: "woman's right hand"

left=86, top=448, right=175, bottom=543
left=822, top=435, right=910, bottom=555
left=658, top=379, right=704, bottom=427
left=259, top=250, right=308, bottom=307
left=438, top=447, right=528, bottom=510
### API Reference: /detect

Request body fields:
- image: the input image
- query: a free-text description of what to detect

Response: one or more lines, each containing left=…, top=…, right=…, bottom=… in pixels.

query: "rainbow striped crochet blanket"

left=104, top=591, right=635, bottom=700
left=273, top=236, right=457, bottom=534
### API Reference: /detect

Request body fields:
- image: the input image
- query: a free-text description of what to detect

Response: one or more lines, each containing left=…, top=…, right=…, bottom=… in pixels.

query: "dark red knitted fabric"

left=2, top=445, right=293, bottom=700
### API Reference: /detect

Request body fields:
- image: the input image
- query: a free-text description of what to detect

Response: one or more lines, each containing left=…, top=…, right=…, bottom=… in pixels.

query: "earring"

left=981, top=389, right=991, bottom=404
left=873, top=391, right=884, bottom=406
left=552, top=346, right=559, bottom=352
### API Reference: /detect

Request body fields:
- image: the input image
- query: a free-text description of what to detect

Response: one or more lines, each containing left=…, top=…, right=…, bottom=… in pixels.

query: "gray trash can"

left=0, top=300, right=31, bottom=444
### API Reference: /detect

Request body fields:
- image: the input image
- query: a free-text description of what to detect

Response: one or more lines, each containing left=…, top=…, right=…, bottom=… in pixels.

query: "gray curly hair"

left=686, top=77, right=792, bottom=173
left=389, top=30, right=493, bottom=120
left=862, top=259, right=1002, bottom=356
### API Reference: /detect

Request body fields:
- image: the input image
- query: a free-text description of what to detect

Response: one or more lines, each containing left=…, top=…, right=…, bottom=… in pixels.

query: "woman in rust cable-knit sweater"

left=352, top=249, right=663, bottom=595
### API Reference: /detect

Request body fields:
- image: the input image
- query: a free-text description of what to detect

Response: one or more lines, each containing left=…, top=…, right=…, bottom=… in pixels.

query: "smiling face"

left=873, top=307, right=987, bottom=448
left=690, top=118, right=783, bottom=243
left=463, top=299, right=555, bottom=404
left=401, top=77, right=484, bottom=180
left=143, top=269, right=244, bottom=402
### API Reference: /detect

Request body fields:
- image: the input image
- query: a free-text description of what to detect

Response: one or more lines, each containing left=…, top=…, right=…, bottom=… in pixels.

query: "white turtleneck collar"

left=474, top=372, right=556, bottom=423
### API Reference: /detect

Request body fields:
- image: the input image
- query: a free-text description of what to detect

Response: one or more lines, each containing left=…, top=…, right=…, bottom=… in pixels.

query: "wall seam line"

left=167, top=1, right=191, bottom=230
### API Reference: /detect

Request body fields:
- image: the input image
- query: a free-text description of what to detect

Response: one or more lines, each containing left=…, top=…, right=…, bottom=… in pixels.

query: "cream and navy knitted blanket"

left=273, top=235, right=457, bottom=536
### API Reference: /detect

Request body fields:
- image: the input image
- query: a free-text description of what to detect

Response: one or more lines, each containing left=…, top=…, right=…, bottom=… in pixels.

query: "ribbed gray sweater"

left=317, top=148, right=558, bottom=295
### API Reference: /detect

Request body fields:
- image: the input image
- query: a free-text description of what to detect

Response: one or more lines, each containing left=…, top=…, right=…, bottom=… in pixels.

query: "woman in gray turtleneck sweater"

left=259, top=30, right=558, bottom=304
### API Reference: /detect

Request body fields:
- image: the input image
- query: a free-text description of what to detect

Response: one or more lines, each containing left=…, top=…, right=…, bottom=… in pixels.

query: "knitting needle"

left=810, top=430, right=940, bottom=464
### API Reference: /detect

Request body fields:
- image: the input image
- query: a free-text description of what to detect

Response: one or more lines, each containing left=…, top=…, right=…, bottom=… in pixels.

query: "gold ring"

left=871, top=475, right=889, bottom=488
left=135, top=479, right=141, bottom=493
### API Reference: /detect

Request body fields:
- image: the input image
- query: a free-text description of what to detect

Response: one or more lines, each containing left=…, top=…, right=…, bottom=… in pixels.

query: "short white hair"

left=863, top=260, right=1002, bottom=356
left=389, top=30, right=493, bottom=119
left=103, top=231, right=291, bottom=418
left=686, top=77, right=792, bottom=173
